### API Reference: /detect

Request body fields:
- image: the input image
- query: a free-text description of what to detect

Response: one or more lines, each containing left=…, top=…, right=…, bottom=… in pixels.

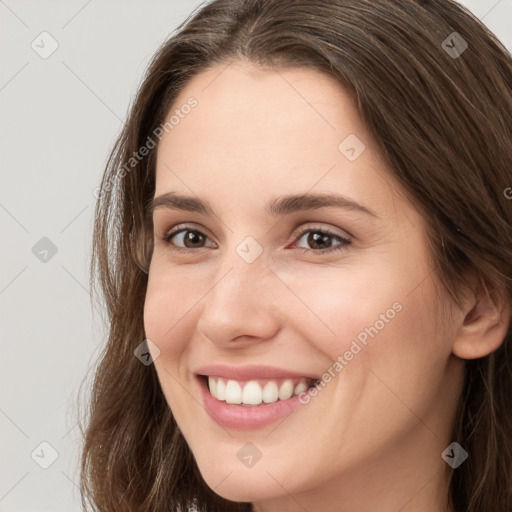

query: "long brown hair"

left=80, top=1, right=512, bottom=510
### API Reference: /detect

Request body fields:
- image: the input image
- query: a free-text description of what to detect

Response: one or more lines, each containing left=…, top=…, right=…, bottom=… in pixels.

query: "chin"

left=199, top=465, right=282, bottom=503
left=191, top=442, right=313, bottom=504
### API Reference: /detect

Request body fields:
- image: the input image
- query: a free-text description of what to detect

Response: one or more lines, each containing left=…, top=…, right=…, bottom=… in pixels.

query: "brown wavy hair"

left=79, top=0, right=512, bottom=510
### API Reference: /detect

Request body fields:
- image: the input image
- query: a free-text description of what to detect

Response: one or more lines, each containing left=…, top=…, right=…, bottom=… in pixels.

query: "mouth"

left=199, top=375, right=320, bottom=406
left=193, top=364, right=322, bottom=429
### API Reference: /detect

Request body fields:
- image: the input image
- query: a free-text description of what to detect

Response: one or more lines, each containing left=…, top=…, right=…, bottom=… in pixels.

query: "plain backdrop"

left=1, top=0, right=511, bottom=510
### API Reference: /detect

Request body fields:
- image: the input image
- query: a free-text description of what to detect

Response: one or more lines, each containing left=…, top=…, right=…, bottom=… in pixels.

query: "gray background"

left=1, top=1, right=511, bottom=510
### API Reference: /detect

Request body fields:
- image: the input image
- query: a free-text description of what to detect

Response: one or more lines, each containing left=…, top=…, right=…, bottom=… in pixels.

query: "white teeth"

left=225, top=380, right=242, bottom=404
left=216, top=378, right=226, bottom=400
left=262, top=381, right=279, bottom=403
left=293, top=380, right=309, bottom=395
left=208, top=376, right=217, bottom=396
left=242, top=381, right=263, bottom=405
left=207, top=376, right=313, bottom=405
left=278, top=379, right=294, bottom=400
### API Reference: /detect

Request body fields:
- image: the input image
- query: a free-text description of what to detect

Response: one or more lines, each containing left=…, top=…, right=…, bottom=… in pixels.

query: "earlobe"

left=452, top=277, right=511, bottom=360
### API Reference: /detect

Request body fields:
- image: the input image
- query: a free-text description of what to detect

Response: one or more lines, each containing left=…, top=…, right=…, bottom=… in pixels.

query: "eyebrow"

left=148, top=191, right=378, bottom=218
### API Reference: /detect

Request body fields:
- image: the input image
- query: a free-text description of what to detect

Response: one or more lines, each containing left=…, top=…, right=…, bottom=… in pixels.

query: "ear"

left=452, top=275, right=511, bottom=360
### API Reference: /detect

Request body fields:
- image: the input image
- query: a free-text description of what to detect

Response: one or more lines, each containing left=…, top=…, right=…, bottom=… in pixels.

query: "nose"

left=196, top=251, right=281, bottom=348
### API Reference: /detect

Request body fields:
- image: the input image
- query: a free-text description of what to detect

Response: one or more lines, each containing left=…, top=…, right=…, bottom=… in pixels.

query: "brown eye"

left=164, top=228, right=215, bottom=250
left=294, top=228, right=351, bottom=254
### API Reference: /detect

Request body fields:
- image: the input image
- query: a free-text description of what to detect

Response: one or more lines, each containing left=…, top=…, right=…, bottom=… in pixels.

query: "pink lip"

left=195, top=363, right=319, bottom=381
left=195, top=375, right=307, bottom=430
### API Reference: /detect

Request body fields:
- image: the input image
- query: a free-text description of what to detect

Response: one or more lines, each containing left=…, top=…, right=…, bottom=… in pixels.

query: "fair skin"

left=143, top=61, right=509, bottom=512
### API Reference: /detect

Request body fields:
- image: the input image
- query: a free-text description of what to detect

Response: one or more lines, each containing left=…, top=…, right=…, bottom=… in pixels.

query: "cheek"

left=285, top=267, right=409, bottom=359
left=143, top=262, right=203, bottom=350
left=143, top=280, right=175, bottom=348
left=142, top=271, right=202, bottom=417
left=286, top=258, right=450, bottom=402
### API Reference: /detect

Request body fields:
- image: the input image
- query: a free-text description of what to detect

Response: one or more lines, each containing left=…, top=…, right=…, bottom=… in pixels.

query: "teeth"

left=242, top=381, right=262, bottom=405
left=225, top=380, right=242, bottom=404
left=207, top=376, right=314, bottom=405
left=293, top=380, right=309, bottom=395
left=262, top=381, right=278, bottom=403
left=208, top=376, right=217, bottom=396
left=278, top=380, right=294, bottom=400
left=216, top=378, right=226, bottom=400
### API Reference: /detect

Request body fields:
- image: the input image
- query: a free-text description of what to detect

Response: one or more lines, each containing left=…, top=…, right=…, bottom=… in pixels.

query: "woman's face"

left=144, top=62, right=464, bottom=510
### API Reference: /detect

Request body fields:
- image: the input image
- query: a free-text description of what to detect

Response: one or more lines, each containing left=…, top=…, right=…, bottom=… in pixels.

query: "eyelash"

left=161, top=224, right=352, bottom=255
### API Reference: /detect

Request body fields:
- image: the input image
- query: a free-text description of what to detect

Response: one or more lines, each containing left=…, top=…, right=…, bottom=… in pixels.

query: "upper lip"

left=195, top=364, right=319, bottom=381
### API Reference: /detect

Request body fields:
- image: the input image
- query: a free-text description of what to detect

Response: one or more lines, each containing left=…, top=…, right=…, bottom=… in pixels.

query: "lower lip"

left=196, top=376, right=305, bottom=429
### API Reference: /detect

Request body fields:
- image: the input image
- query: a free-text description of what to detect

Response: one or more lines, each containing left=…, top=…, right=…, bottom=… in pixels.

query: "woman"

left=80, top=1, right=512, bottom=511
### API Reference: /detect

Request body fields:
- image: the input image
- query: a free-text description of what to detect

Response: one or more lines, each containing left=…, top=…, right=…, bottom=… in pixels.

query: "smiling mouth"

left=201, top=375, right=320, bottom=406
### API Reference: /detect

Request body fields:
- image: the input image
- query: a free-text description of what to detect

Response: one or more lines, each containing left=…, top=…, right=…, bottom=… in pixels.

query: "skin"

left=143, top=61, right=509, bottom=512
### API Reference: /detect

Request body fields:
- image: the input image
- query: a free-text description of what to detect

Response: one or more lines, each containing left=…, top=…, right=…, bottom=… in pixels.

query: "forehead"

left=156, top=62, right=364, bottom=170
left=153, top=62, right=413, bottom=225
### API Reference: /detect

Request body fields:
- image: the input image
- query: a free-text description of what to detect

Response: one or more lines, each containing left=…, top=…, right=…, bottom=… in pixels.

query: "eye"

left=161, top=224, right=351, bottom=254
left=162, top=225, right=216, bottom=251
left=291, top=226, right=351, bottom=254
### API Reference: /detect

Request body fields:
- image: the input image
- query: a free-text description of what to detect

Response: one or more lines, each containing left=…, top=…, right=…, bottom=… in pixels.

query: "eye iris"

left=307, top=231, right=332, bottom=249
left=184, top=230, right=204, bottom=248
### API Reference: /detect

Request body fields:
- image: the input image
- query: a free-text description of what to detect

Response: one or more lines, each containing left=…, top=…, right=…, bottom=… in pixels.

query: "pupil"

left=186, top=231, right=203, bottom=247
left=308, top=232, right=331, bottom=249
